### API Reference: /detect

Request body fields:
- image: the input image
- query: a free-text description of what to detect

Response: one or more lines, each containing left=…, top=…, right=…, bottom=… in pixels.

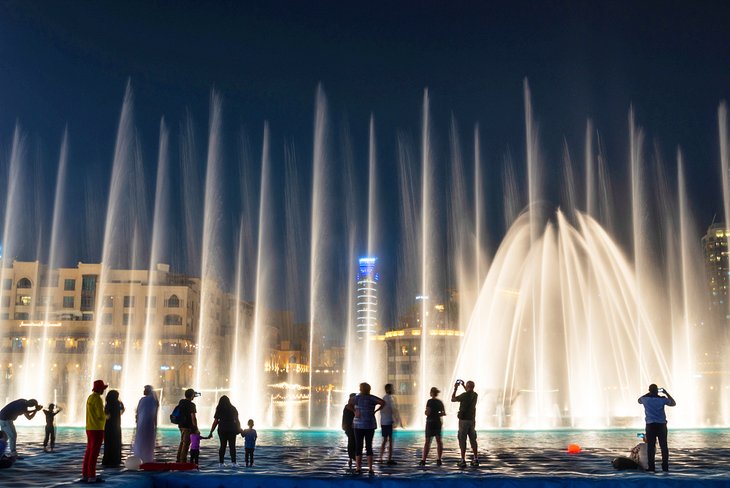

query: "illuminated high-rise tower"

left=356, top=257, right=379, bottom=340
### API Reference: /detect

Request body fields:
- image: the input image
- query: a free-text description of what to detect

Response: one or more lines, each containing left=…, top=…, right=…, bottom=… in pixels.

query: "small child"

left=43, top=403, right=62, bottom=452
left=241, top=419, right=257, bottom=467
left=189, top=426, right=203, bottom=465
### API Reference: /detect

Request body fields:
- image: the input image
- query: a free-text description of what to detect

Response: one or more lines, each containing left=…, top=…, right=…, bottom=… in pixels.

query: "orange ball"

left=567, top=443, right=581, bottom=454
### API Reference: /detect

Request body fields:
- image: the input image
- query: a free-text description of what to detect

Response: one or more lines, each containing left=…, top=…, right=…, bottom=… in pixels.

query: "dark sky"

left=1, top=1, right=730, bottom=326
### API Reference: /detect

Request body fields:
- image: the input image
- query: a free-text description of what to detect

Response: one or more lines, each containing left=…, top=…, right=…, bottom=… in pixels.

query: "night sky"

left=1, top=1, right=730, bottom=328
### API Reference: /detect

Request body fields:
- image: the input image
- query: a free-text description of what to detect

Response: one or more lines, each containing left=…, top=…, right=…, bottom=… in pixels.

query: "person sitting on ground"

left=43, top=403, right=62, bottom=452
left=630, top=433, right=649, bottom=470
left=0, top=398, right=42, bottom=457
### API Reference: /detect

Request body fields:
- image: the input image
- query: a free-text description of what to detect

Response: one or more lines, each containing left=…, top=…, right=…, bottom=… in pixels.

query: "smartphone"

left=658, top=388, right=665, bottom=393
left=636, top=433, right=643, bottom=438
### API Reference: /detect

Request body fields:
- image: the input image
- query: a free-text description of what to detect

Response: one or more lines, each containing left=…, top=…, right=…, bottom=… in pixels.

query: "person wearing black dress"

left=101, top=390, right=125, bottom=467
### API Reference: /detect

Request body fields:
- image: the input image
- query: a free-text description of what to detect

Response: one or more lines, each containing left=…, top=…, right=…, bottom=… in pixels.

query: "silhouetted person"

left=43, top=403, right=62, bottom=452
left=207, top=395, right=241, bottom=467
left=176, top=388, right=198, bottom=463
left=353, top=382, right=385, bottom=475
left=341, top=393, right=356, bottom=470
left=451, top=379, right=478, bottom=467
left=379, top=383, right=403, bottom=465
left=102, top=390, right=125, bottom=467
left=638, top=383, right=676, bottom=472
left=0, top=398, right=42, bottom=457
left=420, top=387, right=445, bottom=466
left=242, top=419, right=257, bottom=467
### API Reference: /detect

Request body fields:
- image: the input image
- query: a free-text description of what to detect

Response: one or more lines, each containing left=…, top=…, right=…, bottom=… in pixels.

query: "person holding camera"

left=451, top=379, right=478, bottom=467
left=0, top=398, right=42, bottom=457
left=175, top=388, right=199, bottom=463
left=638, top=383, right=676, bottom=472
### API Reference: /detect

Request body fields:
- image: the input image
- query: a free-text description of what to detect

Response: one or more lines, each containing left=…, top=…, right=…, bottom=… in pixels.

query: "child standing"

left=189, top=426, right=202, bottom=465
left=43, top=403, right=62, bottom=452
left=241, top=419, right=257, bottom=467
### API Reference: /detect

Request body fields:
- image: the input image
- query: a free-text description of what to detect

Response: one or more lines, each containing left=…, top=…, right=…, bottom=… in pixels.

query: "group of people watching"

left=341, top=378, right=480, bottom=474
left=343, top=380, right=677, bottom=474
left=0, top=379, right=677, bottom=479
left=172, top=388, right=258, bottom=469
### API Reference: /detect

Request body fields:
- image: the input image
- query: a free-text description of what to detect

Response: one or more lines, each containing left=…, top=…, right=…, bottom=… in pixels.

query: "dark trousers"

left=190, top=448, right=199, bottom=464
left=345, top=427, right=356, bottom=460
left=218, top=431, right=237, bottom=464
left=645, top=423, right=669, bottom=471
left=354, top=428, right=375, bottom=457
left=245, top=447, right=254, bottom=466
left=43, top=426, right=56, bottom=449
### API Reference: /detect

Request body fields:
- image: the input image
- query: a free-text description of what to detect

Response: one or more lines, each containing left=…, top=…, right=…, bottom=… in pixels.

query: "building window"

left=63, top=296, right=74, bottom=308
left=123, top=313, right=132, bottom=325
left=38, top=295, right=52, bottom=306
left=15, top=295, right=31, bottom=306
left=145, top=296, right=157, bottom=308
left=102, top=313, right=113, bottom=325
left=14, top=312, right=29, bottom=320
left=82, top=313, right=93, bottom=321
left=2, top=279, right=11, bottom=290
left=165, top=295, right=181, bottom=308
left=103, top=296, right=114, bottom=308
left=123, top=296, right=135, bottom=308
left=16, top=278, right=32, bottom=289
left=164, top=314, right=183, bottom=326
left=0, top=313, right=8, bottom=320
left=63, top=279, right=76, bottom=291
left=1, top=296, right=9, bottom=308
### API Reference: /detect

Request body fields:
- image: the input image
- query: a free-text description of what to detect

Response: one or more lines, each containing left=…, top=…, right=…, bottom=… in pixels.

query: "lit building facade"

left=702, top=223, right=730, bottom=320
left=379, top=291, right=463, bottom=424
left=355, top=257, right=379, bottom=340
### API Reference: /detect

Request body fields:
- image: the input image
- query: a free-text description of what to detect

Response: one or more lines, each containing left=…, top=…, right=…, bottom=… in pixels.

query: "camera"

left=658, top=388, right=665, bottom=393
left=636, top=433, right=644, bottom=438
left=194, top=391, right=202, bottom=397
left=454, top=379, right=463, bottom=387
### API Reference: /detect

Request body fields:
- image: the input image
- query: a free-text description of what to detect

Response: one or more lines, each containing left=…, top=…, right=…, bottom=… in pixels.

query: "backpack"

left=170, top=404, right=182, bottom=424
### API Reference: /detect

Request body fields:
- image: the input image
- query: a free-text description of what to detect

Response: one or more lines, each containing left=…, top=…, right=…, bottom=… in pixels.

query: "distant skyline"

left=1, top=1, right=730, bottom=330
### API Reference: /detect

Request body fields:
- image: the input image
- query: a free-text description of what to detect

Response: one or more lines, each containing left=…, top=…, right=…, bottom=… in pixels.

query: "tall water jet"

left=309, top=85, right=335, bottom=426
left=250, top=122, right=272, bottom=425
left=195, top=91, right=226, bottom=408
left=91, top=82, right=146, bottom=421
left=140, top=119, right=172, bottom=394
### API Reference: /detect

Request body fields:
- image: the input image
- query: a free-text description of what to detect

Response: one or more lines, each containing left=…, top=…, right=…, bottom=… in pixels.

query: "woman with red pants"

left=82, top=379, right=108, bottom=483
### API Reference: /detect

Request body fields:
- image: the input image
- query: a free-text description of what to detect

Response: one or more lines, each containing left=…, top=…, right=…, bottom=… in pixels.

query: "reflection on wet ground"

left=2, top=427, right=730, bottom=487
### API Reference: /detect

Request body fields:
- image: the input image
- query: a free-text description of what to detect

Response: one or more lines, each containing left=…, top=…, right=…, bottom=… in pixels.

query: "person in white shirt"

left=379, top=384, right=403, bottom=465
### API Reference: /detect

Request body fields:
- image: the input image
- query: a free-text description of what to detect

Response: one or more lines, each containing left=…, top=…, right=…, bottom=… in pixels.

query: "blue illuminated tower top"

left=356, top=257, right=379, bottom=340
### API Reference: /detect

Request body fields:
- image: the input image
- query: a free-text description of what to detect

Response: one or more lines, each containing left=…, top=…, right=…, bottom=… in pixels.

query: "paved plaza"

left=2, top=427, right=730, bottom=487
